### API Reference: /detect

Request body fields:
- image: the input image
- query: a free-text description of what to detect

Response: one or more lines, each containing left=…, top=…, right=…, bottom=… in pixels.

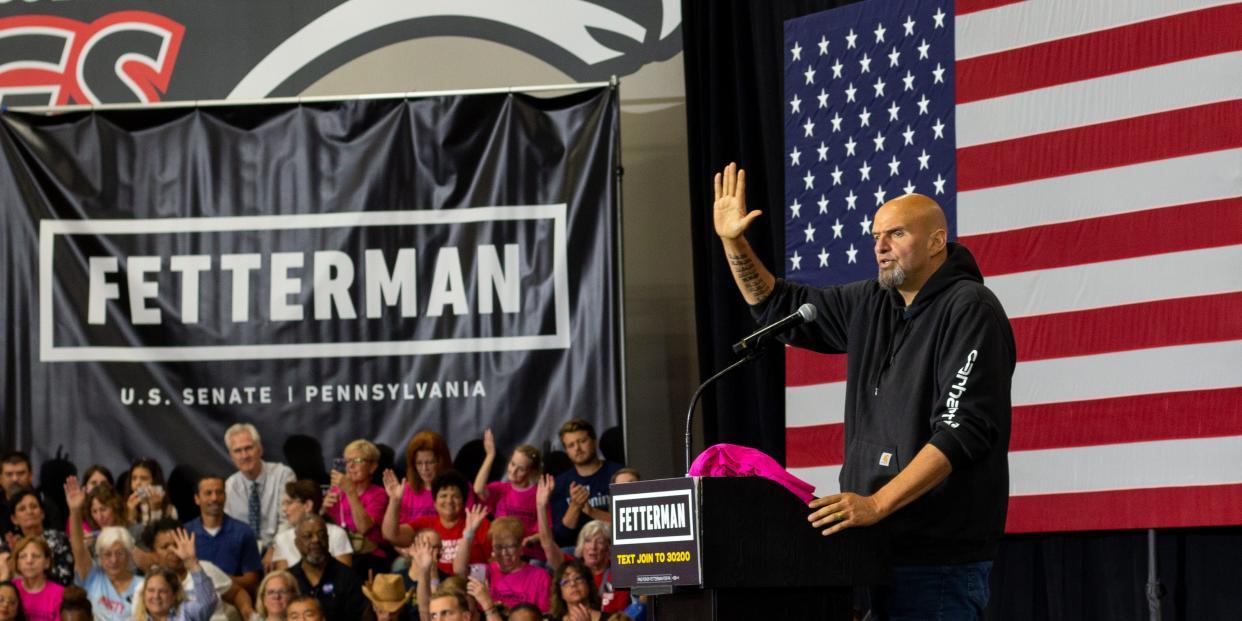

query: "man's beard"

left=304, top=546, right=328, bottom=567
left=877, top=261, right=907, bottom=290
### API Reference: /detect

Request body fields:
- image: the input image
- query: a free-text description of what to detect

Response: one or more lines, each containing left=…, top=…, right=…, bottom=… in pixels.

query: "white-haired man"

left=223, top=423, right=296, bottom=553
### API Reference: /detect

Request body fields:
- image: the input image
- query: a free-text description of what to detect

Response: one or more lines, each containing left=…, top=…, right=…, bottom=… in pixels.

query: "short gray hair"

left=94, top=526, right=135, bottom=557
left=294, top=512, right=326, bottom=530
left=224, top=423, right=261, bottom=448
left=575, top=519, right=611, bottom=557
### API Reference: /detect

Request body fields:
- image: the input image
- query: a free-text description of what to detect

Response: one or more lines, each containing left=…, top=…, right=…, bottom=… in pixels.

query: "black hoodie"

left=753, top=243, right=1015, bottom=564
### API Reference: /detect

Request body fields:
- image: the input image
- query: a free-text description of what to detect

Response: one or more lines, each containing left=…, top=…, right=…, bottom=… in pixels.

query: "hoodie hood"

left=897, top=242, right=984, bottom=319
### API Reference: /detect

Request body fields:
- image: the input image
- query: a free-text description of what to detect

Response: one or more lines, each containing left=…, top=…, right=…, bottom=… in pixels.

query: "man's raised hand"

left=714, top=162, right=762, bottom=240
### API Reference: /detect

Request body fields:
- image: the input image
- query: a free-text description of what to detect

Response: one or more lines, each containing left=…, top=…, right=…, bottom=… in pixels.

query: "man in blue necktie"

left=223, top=424, right=296, bottom=558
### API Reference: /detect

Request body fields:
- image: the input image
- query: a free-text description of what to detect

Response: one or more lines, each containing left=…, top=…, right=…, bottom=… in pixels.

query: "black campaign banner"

left=0, top=89, right=621, bottom=472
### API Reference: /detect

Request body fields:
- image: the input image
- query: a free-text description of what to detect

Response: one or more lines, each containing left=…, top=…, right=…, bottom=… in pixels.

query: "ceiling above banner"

left=0, top=0, right=682, bottom=106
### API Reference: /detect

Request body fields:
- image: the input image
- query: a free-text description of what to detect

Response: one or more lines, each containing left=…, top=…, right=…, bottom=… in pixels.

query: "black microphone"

left=731, top=303, right=817, bottom=354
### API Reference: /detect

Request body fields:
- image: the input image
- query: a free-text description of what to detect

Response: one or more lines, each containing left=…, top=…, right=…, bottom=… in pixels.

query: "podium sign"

left=611, top=477, right=702, bottom=588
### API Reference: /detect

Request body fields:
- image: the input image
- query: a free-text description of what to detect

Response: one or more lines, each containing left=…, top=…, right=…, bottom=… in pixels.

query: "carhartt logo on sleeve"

left=941, top=349, right=979, bottom=429
left=878, top=452, right=893, bottom=467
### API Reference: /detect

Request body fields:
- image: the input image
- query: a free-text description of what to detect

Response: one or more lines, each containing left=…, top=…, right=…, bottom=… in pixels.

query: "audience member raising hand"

left=66, top=476, right=139, bottom=621
left=471, top=515, right=550, bottom=614
left=386, top=471, right=490, bottom=577
left=134, top=528, right=218, bottom=621
left=473, top=430, right=544, bottom=560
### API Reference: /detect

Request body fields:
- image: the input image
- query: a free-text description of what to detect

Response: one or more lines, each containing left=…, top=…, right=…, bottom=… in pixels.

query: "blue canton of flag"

left=783, top=0, right=956, bottom=287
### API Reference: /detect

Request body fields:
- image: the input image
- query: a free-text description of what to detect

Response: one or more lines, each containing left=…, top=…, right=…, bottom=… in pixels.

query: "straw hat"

left=362, top=572, right=413, bottom=612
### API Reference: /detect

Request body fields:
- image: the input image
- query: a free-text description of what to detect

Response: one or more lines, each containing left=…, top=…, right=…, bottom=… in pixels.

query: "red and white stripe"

left=785, top=0, right=1242, bottom=532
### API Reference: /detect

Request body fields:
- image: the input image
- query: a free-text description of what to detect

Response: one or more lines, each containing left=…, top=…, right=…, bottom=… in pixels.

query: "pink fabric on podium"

left=688, top=443, right=817, bottom=503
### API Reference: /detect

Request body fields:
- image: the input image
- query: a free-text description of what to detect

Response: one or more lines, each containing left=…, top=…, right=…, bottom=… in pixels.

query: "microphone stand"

left=683, top=341, right=770, bottom=474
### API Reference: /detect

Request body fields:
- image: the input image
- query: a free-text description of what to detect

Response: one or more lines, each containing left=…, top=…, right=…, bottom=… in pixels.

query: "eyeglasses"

left=493, top=544, right=520, bottom=554
left=343, top=457, right=373, bottom=465
left=559, top=575, right=588, bottom=587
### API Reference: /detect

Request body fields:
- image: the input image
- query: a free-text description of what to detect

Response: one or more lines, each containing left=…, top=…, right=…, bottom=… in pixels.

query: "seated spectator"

left=406, top=531, right=440, bottom=619
left=573, top=522, right=630, bottom=616
left=1, top=453, right=33, bottom=502
left=472, top=430, right=543, bottom=559
left=253, top=570, right=299, bottom=621
left=78, top=484, right=127, bottom=555
left=361, top=572, right=414, bottom=621
left=463, top=575, right=501, bottom=621
left=284, top=595, right=322, bottom=621
left=80, top=466, right=114, bottom=495
left=65, top=464, right=115, bottom=537
left=549, top=420, right=622, bottom=548
left=383, top=471, right=490, bottom=576
left=0, top=580, right=24, bottom=621
left=2, top=452, right=65, bottom=543
left=139, top=518, right=253, bottom=621
left=58, top=585, right=91, bottom=621
left=287, top=514, right=364, bottom=621
left=610, top=470, right=640, bottom=487
left=184, top=475, right=261, bottom=594
left=454, top=517, right=548, bottom=613
left=537, top=479, right=639, bottom=618
left=424, top=586, right=479, bottom=621
left=397, top=431, right=454, bottom=523
left=0, top=535, right=66, bottom=621
left=325, top=440, right=389, bottom=577
left=396, top=528, right=447, bottom=592
left=223, top=424, right=296, bottom=555
left=3, top=490, right=73, bottom=587
left=548, top=560, right=602, bottom=621
left=271, top=481, right=351, bottom=571
left=65, top=476, right=138, bottom=621
left=124, top=459, right=178, bottom=531
left=133, top=528, right=218, bottom=621
left=507, top=603, right=543, bottom=621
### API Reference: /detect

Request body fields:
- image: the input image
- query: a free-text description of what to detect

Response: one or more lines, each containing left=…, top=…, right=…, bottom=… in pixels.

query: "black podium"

left=611, top=476, right=890, bottom=620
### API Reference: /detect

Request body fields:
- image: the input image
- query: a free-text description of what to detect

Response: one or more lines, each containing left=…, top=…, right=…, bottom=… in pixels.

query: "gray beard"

left=877, top=263, right=907, bottom=290
left=304, top=548, right=328, bottom=567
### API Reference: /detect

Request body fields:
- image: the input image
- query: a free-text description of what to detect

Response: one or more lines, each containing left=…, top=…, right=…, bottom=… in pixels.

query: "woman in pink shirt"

left=0, top=536, right=66, bottom=621
left=472, top=430, right=543, bottom=558
left=396, top=431, right=454, bottom=523
left=455, top=516, right=550, bottom=613
left=325, top=439, right=389, bottom=576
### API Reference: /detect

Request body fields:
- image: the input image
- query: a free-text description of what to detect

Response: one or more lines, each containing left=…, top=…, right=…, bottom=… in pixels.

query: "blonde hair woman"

left=252, top=570, right=299, bottom=620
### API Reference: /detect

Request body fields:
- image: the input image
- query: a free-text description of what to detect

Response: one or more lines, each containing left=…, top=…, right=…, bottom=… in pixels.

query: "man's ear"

left=930, top=228, right=947, bottom=254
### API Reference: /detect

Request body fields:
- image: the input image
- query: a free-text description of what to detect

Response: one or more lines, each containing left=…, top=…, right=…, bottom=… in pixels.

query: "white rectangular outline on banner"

left=612, top=489, right=696, bottom=545
left=38, top=205, right=571, bottom=362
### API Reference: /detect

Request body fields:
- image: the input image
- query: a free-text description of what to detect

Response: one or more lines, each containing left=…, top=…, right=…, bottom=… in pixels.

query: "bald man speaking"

left=713, top=163, right=1014, bottom=619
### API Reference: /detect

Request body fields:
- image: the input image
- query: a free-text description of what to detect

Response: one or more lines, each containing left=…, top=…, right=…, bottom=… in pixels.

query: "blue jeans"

left=868, top=561, right=992, bottom=620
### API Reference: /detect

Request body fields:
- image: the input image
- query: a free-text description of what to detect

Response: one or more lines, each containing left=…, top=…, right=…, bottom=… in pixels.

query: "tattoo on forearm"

left=727, top=253, right=772, bottom=301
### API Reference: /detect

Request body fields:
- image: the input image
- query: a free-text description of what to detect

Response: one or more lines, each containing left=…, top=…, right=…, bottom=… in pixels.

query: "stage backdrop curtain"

left=680, top=1, right=1240, bottom=618
left=683, top=0, right=845, bottom=468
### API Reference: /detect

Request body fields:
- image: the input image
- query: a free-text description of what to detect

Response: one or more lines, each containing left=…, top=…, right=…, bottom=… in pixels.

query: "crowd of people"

left=0, top=418, right=646, bottom=621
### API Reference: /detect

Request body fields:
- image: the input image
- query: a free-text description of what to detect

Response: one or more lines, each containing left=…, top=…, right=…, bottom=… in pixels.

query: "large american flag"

left=782, top=0, right=1242, bottom=532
